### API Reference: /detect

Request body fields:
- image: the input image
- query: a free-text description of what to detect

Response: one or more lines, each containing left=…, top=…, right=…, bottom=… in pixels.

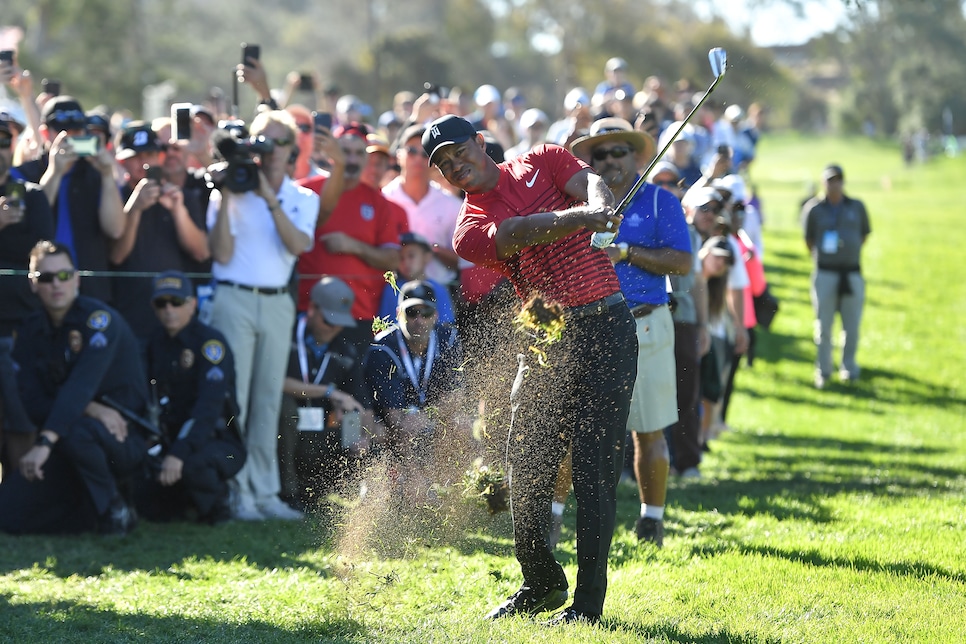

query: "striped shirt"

left=453, top=144, right=619, bottom=308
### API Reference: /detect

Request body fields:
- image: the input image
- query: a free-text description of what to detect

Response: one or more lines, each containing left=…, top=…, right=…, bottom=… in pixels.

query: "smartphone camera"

left=4, top=183, right=25, bottom=211
left=241, top=43, right=260, bottom=67
left=42, top=78, right=62, bottom=97
left=144, top=165, right=163, bottom=183
left=298, top=74, right=314, bottom=92
left=0, top=50, right=14, bottom=65
left=67, top=135, right=100, bottom=157
left=171, top=102, right=193, bottom=141
left=311, top=111, right=332, bottom=132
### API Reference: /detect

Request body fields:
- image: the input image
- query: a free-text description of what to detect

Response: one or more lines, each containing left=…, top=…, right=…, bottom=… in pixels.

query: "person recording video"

left=204, top=108, right=319, bottom=521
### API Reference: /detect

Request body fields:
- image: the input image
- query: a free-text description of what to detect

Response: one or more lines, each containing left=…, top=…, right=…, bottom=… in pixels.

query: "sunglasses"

left=31, top=269, right=76, bottom=283
left=404, top=306, right=436, bottom=319
left=405, top=146, right=429, bottom=158
left=0, top=137, right=12, bottom=150
left=153, top=296, right=187, bottom=309
left=653, top=178, right=678, bottom=187
left=591, top=146, right=632, bottom=161
left=697, top=204, right=721, bottom=214
left=296, top=123, right=313, bottom=134
left=268, top=137, right=294, bottom=147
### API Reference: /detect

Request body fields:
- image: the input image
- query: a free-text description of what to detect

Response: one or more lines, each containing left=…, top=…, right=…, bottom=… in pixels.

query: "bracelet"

left=35, top=433, right=55, bottom=448
left=618, top=242, right=630, bottom=261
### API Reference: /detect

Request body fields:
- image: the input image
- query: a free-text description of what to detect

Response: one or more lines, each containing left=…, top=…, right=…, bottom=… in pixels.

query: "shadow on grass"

left=603, top=617, right=783, bottom=644
left=689, top=542, right=966, bottom=586
left=0, top=598, right=365, bottom=643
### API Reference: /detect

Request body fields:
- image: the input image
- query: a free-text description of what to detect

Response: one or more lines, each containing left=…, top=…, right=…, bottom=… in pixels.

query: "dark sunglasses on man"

left=152, top=296, right=187, bottom=309
left=30, top=269, right=76, bottom=284
left=404, top=305, right=436, bottom=319
left=591, top=146, right=632, bottom=162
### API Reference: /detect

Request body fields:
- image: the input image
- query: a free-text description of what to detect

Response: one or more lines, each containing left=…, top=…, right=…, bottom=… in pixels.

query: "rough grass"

left=1, top=134, right=964, bottom=643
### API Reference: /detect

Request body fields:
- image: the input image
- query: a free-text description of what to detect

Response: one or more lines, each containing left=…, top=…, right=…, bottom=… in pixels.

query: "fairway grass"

left=1, top=134, right=963, bottom=643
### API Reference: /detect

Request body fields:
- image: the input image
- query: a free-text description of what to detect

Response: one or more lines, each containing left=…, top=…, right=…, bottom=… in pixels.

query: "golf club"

left=614, top=47, right=728, bottom=216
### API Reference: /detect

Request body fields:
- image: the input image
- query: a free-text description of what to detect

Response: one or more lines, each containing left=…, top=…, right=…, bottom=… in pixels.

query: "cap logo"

left=133, top=130, right=149, bottom=147
left=361, top=204, right=374, bottom=221
left=156, top=276, right=182, bottom=290
left=430, top=125, right=440, bottom=138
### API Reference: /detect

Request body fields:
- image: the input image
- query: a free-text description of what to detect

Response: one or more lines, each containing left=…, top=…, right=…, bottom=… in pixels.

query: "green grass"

left=2, top=134, right=965, bottom=643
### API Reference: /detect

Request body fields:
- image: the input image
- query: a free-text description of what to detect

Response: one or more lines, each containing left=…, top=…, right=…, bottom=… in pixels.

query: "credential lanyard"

left=396, top=328, right=437, bottom=406
left=296, top=316, right=330, bottom=386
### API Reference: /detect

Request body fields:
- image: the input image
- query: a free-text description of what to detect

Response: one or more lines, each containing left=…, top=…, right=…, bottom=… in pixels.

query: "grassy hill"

left=1, top=134, right=964, bottom=643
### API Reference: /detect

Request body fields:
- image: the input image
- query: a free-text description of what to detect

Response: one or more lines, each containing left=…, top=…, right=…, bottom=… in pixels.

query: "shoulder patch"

left=202, top=339, right=225, bottom=364
left=89, top=331, right=108, bottom=348
left=87, top=310, right=111, bottom=330
left=205, top=366, right=225, bottom=381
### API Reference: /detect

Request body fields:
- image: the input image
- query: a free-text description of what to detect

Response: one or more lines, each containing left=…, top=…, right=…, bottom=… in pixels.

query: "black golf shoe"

left=484, top=585, right=569, bottom=620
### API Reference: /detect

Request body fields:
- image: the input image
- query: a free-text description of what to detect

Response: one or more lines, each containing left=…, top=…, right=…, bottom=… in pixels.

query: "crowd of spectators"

left=0, top=50, right=771, bottom=535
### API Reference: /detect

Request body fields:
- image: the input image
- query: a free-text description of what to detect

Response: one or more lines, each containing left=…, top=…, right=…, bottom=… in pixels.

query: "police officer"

left=0, top=241, right=147, bottom=535
left=139, top=271, right=246, bottom=524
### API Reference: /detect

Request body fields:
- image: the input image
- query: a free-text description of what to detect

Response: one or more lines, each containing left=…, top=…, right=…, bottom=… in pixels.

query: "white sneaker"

left=233, top=496, right=265, bottom=521
left=257, top=497, right=304, bottom=521
left=680, top=467, right=702, bottom=479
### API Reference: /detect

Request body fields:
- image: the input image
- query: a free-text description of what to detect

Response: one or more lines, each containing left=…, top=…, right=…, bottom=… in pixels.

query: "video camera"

left=207, top=120, right=275, bottom=193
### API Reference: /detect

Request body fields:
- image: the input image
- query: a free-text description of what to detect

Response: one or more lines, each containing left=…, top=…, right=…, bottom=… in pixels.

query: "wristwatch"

left=617, top=242, right=630, bottom=261
left=35, top=433, right=55, bottom=448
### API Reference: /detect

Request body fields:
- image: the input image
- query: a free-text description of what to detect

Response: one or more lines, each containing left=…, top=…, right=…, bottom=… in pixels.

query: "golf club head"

left=709, top=48, right=727, bottom=78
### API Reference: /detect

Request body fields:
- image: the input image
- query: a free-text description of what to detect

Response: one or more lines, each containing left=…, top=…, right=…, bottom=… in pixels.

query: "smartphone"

left=67, top=134, right=99, bottom=157
left=4, top=183, right=25, bottom=210
left=717, top=144, right=731, bottom=156
left=298, top=73, right=314, bottom=92
left=241, top=43, right=260, bottom=67
left=144, top=165, right=163, bottom=182
left=0, top=50, right=14, bottom=65
left=171, top=102, right=193, bottom=141
left=311, top=111, right=332, bottom=132
left=42, top=78, right=61, bottom=96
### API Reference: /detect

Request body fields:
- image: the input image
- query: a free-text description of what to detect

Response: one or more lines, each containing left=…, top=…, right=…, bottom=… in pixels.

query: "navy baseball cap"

left=116, top=122, right=162, bottom=160
left=422, top=115, right=477, bottom=165
left=152, top=271, right=194, bottom=300
left=41, top=96, right=86, bottom=130
left=398, top=280, right=437, bottom=311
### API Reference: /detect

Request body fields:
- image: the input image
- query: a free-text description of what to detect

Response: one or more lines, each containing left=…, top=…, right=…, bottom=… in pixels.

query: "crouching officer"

left=138, top=271, right=246, bottom=524
left=0, top=241, right=148, bottom=536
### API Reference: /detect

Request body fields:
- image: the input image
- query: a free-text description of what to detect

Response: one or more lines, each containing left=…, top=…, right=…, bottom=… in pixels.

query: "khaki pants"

left=210, top=286, right=294, bottom=506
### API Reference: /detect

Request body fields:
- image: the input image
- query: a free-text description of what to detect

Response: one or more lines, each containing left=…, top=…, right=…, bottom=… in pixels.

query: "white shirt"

left=206, top=176, right=319, bottom=287
left=383, top=178, right=462, bottom=285
left=726, top=234, right=750, bottom=291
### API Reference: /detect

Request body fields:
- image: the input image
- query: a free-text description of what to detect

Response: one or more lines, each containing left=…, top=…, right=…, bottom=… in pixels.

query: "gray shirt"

left=670, top=225, right=703, bottom=324
left=802, top=195, right=871, bottom=270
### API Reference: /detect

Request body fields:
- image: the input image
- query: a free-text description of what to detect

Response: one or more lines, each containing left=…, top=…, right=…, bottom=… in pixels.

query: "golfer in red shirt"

left=424, top=115, right=637, bottom=625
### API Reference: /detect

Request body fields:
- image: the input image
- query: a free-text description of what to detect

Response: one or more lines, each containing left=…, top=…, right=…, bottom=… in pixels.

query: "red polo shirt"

left=297, top=177, right=408, bottom=318
left=452, top=144, right=619, bottom=308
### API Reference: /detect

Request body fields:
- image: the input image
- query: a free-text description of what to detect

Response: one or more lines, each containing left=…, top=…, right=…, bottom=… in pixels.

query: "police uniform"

left=0, top=296, right=148, bottom=534
left=140, top=317, right=246, bottom=522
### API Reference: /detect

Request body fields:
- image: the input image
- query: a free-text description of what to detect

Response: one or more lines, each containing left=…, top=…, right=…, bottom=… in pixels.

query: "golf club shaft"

left=615, top=73, right=725, bottom=216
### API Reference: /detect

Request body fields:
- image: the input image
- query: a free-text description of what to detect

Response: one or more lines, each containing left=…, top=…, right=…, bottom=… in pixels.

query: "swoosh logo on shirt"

left=525, top=170, right=540, bottom=188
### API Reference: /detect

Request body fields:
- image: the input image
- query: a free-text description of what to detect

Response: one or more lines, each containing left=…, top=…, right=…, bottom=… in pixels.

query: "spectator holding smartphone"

left=12, top=96, right=125, bottom=304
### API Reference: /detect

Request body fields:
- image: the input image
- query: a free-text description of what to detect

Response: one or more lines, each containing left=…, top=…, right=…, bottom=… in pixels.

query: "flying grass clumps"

left=512, top=295, right=565, bottom=366
left=461, top=458, right=510, bottom=515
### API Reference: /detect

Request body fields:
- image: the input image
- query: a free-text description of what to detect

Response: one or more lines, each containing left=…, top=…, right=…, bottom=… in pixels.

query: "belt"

left=216, top=280, right=289, bottom=295
left=565, top=292, right=625, bottom=320
left=630, top=302, right=666, bottom=318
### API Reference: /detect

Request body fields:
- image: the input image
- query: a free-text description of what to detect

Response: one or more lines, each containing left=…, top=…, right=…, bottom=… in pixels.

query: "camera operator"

left=205, top=109, right=319, bottom=521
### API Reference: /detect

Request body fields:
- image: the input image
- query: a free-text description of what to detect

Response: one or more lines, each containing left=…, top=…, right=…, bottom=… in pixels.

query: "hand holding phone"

left=67, top=135, right=100, bottom=157
left=144, top=165, right=163, bottom=183
left=298, top=73, right=314, bottom=92
left=241, top=43, right=260, bottom=68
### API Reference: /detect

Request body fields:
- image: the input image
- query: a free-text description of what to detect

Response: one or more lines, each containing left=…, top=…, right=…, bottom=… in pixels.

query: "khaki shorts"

left=626, top=305, right=678, bottom=434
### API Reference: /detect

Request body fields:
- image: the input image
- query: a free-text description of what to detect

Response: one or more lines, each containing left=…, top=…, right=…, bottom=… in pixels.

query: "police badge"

left=181, top=349, right=195, bottom=369
left=68, top=330, right=83, bottom=353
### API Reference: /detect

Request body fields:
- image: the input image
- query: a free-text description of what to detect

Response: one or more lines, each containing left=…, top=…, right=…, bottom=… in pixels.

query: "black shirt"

left=146, top=317, right=239, bottom=460
left=12, top=295, right=148, bottom=437
left=14, top=157, right=116, bottom=303
left=0, top=178, right=54, bottom=335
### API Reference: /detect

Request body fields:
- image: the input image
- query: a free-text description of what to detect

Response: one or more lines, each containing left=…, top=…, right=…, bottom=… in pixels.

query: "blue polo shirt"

left=613, top=182, right=692, bottom=307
